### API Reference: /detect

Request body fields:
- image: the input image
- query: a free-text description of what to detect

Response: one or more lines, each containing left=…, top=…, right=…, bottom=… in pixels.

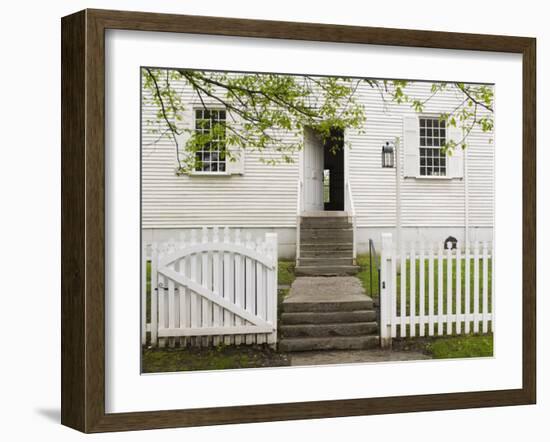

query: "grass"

left=392, top=333, right=493, bottom=359
left=427, top=333, right=493, bottom=359
left=357, top=253, right=380, bottom=298
left=142, top=344, right=290, bottom=373
left=278, top=260, right=296, bottom=286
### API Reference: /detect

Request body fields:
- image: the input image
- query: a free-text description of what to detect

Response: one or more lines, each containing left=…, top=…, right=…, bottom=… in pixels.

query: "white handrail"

left=296, top=180, right=303, bottom=266
left=345, top=181, right=357, bottom=264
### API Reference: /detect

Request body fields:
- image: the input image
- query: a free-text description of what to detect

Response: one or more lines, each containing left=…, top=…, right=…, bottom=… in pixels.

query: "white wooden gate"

left=379, top=233, right=493, bottom=347
left=142, top=227, right=278, bottom=348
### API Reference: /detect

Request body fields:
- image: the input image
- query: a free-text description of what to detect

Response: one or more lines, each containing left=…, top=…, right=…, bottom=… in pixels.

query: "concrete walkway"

left=282, top=276, right=430, bottom=364
left=284, top=276, right=370, bottom=304
left=280, top=276, right=378, bottom=352
left=290, top=349, right=431, bottom=366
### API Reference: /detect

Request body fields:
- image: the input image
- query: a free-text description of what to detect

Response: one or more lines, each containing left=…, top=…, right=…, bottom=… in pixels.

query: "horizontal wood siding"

left=142, top=77, right=494, bottom=230
left=466, top=120, right=495, bottom=227
left=142, top=78, right=300, bottom=228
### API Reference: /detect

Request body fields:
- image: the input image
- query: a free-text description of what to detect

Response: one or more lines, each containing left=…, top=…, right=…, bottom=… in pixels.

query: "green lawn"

left=142, top=344, right=290, bottom=373
left=278, top=260, right=296, bottom=286
left=427, top=333, right=493, bottom=359
left=392, top=333, right=493, bottom=359
left=357, top=253, right=380, bottom=298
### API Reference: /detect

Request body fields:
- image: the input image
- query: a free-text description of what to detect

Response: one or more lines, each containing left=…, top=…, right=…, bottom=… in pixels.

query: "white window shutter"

left=403, top=115, right=420, bottom=178
left=175, top=107, right=194, bottom=172
left=447, top=123, right=464, bottom=178
left=226, top=146, right=245, bottom=175
left=226, top=109, right=245, bottom=175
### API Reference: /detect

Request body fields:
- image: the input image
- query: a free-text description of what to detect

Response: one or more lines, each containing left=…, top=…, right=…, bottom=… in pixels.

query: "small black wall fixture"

left=382, top=141, right=395, bottom=168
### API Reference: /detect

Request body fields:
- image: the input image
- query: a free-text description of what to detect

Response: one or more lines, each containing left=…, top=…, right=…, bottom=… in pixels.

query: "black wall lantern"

left=382, top=141, right=395, bottom=168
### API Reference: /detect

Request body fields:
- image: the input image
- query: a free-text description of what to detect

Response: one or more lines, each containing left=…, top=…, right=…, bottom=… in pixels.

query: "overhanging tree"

left=142, top=68, right=493, bottom=173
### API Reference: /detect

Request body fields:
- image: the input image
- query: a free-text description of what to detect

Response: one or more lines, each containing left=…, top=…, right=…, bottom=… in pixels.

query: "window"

left=194, top=109, right=226, bottom=172
left=419, top=117, right=447, bottom=176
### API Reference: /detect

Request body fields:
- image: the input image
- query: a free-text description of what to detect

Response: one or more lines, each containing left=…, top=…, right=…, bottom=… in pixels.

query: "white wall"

left=143, top=80, right=494, bottom=234
left=1, top=1, right=547, bottom=442
left=347, top=81, right=494, bottom=229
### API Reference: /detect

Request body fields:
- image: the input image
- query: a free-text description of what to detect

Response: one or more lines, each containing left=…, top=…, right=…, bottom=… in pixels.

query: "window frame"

left=191, top=107, right=229, bottom=175
left=418, top=115, right=448, bottom=177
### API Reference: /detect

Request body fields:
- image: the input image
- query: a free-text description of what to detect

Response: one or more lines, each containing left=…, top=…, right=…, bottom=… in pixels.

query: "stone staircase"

left=296, top=212, right=360, bottom=276
left=279, top=277, right=379, bottom=352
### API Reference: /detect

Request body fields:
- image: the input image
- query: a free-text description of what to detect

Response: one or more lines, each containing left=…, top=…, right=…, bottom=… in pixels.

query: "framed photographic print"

left=61, top=9, right=536, bottom=433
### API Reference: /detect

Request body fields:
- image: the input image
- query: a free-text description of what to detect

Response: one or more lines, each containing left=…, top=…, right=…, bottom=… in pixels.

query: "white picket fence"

left=142, top=227, right=278, bottom=348
left=379, top=233, right=493, bottom=347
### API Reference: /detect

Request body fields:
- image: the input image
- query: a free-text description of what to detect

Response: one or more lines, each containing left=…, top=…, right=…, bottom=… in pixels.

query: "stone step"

left=301, top=211, right=349, bottom=217
left=300, top=228, right=353, bottom=242
left=295, top=265, right=360, bottom=276
left=281, top=310, right=377, bottom=325
left=300, top=243, right=353, bottom=252
left=280, top=322, right=378, bottom=338
left=300, top=217, right=351, bottom=229
left=283, top=298, right=373, bottom=313
left=279, top=335, right=380, bottom=352
left=299, top=257, right=354, bottom=266
left=300, top=249, right=353, bottom=258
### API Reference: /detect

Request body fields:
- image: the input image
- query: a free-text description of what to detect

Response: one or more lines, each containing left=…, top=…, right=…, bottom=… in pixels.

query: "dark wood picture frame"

left=61, top=8, right=536, bottom=433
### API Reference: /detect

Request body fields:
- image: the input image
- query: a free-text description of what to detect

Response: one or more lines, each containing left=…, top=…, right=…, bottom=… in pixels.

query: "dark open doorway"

left=323, top=128, right=345, bottom=211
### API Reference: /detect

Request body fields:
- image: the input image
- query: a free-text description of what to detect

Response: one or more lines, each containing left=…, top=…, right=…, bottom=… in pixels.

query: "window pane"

left=418, top=117, right=448, bottom=177
left=193, top=108, right=227, bottom=172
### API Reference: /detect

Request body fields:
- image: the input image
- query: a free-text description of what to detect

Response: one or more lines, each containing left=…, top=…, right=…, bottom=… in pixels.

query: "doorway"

left=303, top=127, right=345, bottom=212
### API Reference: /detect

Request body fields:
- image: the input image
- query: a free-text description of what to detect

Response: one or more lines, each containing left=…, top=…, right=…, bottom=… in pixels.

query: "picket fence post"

left=150, top=242, right=158, bottom=347
left=266, top=232, right=278, bottom=347
left=380, top=233, right=393, bottom=349
left=141, top=242, right=148, bottom=346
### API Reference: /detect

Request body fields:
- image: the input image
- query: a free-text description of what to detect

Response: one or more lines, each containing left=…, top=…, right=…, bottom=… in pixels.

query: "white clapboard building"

left=142, top=75, right=494, bottom=275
